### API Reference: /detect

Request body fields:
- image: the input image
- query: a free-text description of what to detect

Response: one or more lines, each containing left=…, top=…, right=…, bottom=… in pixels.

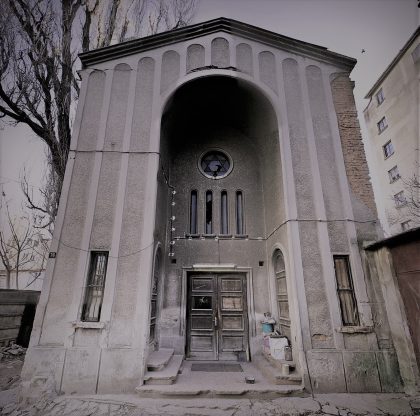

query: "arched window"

left=236, top=191, right=244, bottom=235
left=149, top=248, right=161, bottom=344
left=190, top=190, right=198, bottom=234
left=220, top=191, right=228, bottom=234
left=205, top=191, right=213, bottom=234
left=273, top=249, right=291, bottom=341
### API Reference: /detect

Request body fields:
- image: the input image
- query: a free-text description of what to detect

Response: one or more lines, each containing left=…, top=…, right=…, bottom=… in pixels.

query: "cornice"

left=79, top=17, right=356, bottom=71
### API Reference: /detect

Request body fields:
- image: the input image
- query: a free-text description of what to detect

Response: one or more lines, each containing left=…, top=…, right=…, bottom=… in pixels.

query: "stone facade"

left=21, top=18, right=406, bottom=397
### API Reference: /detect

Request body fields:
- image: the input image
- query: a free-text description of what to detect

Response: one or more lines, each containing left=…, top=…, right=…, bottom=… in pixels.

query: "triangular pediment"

left=80, top=17, right=356, bottom=71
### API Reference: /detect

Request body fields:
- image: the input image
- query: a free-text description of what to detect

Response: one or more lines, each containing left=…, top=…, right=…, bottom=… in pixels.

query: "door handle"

left=214, top=315, right=218, bottom=328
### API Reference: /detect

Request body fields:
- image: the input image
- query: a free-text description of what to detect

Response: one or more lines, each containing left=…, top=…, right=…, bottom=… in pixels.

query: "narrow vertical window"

left=205, top=191, right=213, bottom=234
left=220, top=191, right=228, bottom=234
left=190, top=190, right=198, bottom=234
left=273, top=250, right=291, bottom=341
left=236, top=191, right=244, bottom=235
left=82, top=252, right=108, bottom=322
left=149, top=248, right=161, bottom=343
left=333, top=255, right=359, bottom=326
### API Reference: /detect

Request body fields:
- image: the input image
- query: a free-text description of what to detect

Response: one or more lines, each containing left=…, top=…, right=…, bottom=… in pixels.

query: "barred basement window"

left=205, top=190, right=213, bottom=234
left=333, top=255, right=359, bottom=326
left=220, top=191, right=228, bottom=234
left=236, top=191, right=244, bottom=235
left=190, top=190, right=198, bottom=234
left=82, top=252, right=108, bottom=322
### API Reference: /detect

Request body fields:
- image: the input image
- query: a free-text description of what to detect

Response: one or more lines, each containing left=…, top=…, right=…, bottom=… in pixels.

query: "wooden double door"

left=186, top=273, right=249, bottom=361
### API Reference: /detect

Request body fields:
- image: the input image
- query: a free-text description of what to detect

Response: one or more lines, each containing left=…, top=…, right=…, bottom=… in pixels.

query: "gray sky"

left=1, top=0, right=418, bottom=217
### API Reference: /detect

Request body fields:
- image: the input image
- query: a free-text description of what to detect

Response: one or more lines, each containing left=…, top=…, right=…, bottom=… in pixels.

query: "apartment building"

left=364, top=27, right=420, bottom=235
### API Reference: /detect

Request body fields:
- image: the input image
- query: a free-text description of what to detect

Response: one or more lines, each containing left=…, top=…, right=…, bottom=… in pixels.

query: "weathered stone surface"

left=343, top=351, right=381, bottom=393
left=61, top=349, right=101, bottom=394
left=306, top=351, right=347, bottom=393
left=376, top=350, right=404, bottom=393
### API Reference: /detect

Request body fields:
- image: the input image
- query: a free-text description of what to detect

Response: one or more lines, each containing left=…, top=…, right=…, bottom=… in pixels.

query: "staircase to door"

left=186, top=273, right=249, bottom=361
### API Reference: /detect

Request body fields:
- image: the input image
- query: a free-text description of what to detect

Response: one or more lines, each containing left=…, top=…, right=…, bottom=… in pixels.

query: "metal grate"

left=191, top=363, right=243, bottom=372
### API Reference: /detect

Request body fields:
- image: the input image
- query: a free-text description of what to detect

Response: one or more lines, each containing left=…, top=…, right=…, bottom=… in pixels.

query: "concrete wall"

left=22, top=29, right=398, bottom=396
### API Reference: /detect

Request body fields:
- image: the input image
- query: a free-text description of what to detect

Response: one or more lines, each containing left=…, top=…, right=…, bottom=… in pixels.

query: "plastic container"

left=269, top=336, right=289, bottom=360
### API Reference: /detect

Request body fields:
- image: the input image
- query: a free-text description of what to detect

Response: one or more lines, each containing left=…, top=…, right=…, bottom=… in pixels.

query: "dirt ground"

left=1, top=355, right=419, bottom=416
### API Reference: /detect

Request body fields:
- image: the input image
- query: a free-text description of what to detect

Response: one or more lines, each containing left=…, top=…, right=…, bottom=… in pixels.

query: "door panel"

left=187, top=275, right=217, bottom=360
left=187, top=273, right=248, bottom=361
left=218, top=275, right=248, bottom=360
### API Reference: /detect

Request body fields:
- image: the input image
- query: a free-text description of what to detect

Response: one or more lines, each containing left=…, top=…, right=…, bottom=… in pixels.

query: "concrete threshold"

left=135, top=360, right=306, bottom=399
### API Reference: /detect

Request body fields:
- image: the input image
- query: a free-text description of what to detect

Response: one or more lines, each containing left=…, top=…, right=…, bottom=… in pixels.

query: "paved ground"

left=1, top=358, right=419, bottom=415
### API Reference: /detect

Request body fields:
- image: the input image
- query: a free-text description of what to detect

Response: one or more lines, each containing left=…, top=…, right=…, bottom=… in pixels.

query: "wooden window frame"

left=333, top=255, right=360, bottom=326
left=81, top=251, right=108, bottom=322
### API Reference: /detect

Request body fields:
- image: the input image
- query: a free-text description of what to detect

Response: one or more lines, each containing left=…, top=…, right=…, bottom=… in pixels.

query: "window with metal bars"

left=82, top=252, right=108, bottom=322
left=333, top=255, right=359, bottom=326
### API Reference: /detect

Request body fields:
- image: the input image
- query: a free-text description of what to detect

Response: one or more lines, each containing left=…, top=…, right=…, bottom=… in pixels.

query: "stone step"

left=146, top=348, right=175, bottom=371
left=253, top=354, right=302, bottom=386
left=142, top=355, right=183, bottom=385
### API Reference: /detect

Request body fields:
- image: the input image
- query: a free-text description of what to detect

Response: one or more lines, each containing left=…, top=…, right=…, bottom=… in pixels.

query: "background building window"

left=205, top=191, right=213, bottom=234
left=220, top=191, right=228, bottom=234
left=388, top=166, right=400, bottom=183
left=377, top=116, right=388, bottom=133
left=376, top=88, right=384, bottom=105
left=394, top=191, right=406, bottom=207
left=236, top=191, right=244, bottom=235
left=401, top=220, right=412, bottom=231
left=333, top=255, right=359, bottom=326
left=82, top=252, right=108, bottom=322
left=190, top=190, right=198, bottom=234
left=383, top=140, right=394, bottom=158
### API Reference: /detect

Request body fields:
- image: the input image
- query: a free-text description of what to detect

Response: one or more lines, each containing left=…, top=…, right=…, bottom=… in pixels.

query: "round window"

left=199, top=150, right=233, bottom=179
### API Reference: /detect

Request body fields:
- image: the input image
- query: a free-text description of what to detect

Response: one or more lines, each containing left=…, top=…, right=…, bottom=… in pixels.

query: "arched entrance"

left=154, top=75, right=286, bottom=362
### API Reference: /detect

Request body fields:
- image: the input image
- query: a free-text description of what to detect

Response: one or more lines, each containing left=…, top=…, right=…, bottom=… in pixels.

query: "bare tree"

left=26, top=235, right=50, bottom=288
left=387, top=169, right=420, bottom=230
left=0, top=198, right=38, bottom=289
left=0, top=0, right=196, bottom=231
left=403, top=173, right=420, bottom=224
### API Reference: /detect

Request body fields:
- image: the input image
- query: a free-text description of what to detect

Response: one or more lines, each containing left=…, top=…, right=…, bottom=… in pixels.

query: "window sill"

left=336, top=326, right=374, bottom=334
left=219, top=234, right=232, bottom=239
left=72, top=321, right=105, bottom=329
left=234, top=234, right=248, bottom=239
left=185, top=233, right=200, bottom=239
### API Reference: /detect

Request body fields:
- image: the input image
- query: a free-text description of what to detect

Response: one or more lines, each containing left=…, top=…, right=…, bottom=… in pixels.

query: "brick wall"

left=330, top=74, right=377, bottom=216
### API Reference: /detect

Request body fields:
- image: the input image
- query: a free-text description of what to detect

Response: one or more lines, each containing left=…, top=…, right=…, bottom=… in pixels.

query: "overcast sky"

left=1, top=0, right=418, bottom=217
